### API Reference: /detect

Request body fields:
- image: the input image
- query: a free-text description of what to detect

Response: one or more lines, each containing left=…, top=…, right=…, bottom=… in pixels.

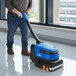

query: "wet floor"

left=0, top=31, right=76, bottom=76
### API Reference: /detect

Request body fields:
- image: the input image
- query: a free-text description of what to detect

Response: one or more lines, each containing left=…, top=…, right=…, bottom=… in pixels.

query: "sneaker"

left=21, top=50, right=30, bottom=56
left=7, top=49, right=14, bottom=55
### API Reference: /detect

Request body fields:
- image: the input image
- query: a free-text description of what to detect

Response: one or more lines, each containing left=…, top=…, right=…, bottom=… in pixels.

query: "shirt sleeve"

left=28, top=0, right=32, bottom=9
left=5, top=0, right=14, bottom=12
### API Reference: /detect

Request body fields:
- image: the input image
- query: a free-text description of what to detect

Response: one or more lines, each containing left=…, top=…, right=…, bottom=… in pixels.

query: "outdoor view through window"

left=3, top=0, right=76, bottom=27
left=59, top=0, right=76, bottom=27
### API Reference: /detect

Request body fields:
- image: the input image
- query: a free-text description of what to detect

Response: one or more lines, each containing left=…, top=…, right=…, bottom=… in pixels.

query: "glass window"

left=29, top=0, right=45, bottom=23
left=4, top=0, right=46, bottom=23
left=47, top=0, right=76, bottom=27
left=29, top=0, right=40, bottom=22
left=0, top=0, right=76, bottom=28
left=59, top=0, right=76, bottom=27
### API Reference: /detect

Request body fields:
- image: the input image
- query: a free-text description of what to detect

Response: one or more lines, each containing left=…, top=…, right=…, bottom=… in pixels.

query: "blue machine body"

left=35, top=43, right=59, bottom=60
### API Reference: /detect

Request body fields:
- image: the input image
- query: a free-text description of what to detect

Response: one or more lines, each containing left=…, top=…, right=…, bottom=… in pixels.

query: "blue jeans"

left=7, top=12, right=29, bottom=51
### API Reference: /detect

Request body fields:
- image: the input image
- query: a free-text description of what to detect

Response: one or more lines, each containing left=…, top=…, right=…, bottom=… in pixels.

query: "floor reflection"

left=0, top=41, right=6, bottom=76
left=22, top=56, right=31, bottom=76
left=7, top=55, right=18, bottom=76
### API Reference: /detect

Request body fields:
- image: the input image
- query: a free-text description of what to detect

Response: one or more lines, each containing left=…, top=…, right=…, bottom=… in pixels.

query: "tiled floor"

left=0, top=31, right=76, bottom=76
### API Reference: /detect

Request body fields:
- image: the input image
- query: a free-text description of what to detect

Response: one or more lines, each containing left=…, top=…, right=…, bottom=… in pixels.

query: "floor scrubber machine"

left=22, top=13, right=63, bottom=71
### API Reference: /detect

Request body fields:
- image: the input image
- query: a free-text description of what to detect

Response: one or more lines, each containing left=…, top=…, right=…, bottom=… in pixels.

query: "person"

left=5, top=0, right=32, bottom=56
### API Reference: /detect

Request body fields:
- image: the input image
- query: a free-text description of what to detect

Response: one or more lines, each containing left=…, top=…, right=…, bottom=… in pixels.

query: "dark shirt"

left=5, top=0, right=32, bottom=12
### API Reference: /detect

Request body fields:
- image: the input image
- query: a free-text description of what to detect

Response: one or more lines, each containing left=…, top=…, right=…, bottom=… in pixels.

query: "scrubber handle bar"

left=20, top=13, right=40, bottom=44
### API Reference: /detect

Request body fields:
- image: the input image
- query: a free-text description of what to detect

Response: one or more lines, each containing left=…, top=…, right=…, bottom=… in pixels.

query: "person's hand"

left=27, top=8, right=31, bottom=16
left=17, top=11, right=23, bottom=18
left=12, top=8, right=23, bottom=18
